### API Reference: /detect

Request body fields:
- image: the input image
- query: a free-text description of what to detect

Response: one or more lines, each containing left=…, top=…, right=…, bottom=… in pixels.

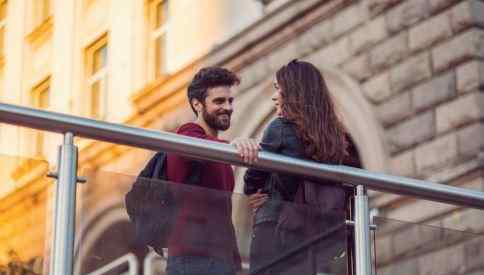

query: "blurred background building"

left=0, top=0, right=483, bottom=274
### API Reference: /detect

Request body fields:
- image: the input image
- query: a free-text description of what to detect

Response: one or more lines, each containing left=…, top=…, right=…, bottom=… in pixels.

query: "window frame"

left=30, top=0, right=51, bottom=32
left=0, top=0, right=8, bottom=59
left=85, top=34, right=109, bottom=120
left=30, top=77, right=50, bottom=157
left=149, top=0, right=169, bottom=78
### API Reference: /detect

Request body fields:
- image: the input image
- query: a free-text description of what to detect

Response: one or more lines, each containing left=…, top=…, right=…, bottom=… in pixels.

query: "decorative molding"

left=207, top=0, right=349, bottom=70
left=10, top=159, right=46, bottom=181
left=0, top=160, right=50, bottom=212
left=26, top=16, right=53, bottom=46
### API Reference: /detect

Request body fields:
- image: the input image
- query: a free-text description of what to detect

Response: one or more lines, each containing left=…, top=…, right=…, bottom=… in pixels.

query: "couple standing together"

left=161, top=60, right=349, bottom=275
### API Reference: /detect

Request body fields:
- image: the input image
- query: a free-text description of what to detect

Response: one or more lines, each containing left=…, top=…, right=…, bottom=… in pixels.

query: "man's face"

left=199, top=86, right=234, bottom=131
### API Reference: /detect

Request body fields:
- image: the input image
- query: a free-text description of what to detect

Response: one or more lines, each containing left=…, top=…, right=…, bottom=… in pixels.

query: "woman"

left=243, top=60, right=349, bottom=275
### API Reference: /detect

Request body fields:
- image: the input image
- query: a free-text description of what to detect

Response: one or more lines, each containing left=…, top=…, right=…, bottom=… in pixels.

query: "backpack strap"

left=138, top=152, right=164, bottom=179
left=185, top=160, right=201, bottom=185
left=152, top=152, right=203, bottom=186
left=152, top=152, right=166, bottom=180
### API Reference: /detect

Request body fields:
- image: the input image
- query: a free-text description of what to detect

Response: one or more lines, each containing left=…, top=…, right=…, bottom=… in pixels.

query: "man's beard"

left=201, top=108, right=232, bottom=131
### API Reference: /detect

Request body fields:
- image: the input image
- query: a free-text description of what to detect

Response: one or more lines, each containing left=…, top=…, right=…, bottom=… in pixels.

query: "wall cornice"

left=26, top=16, right=53, bottom=46
left=0, top=160, right=50, bottom=215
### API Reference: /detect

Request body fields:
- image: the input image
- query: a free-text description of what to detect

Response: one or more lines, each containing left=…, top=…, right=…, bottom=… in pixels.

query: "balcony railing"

left=1, top=102, right=484, bottom=275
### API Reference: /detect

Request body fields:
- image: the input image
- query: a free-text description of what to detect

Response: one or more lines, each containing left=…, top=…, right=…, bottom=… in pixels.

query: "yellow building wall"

left=0, top=159, right=50, bottom=265
left=0, top=0, right=262, bottom=268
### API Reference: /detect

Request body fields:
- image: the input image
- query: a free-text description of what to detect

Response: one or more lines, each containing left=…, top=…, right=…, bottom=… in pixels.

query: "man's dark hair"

left=187, top=67, right=240, bottom=115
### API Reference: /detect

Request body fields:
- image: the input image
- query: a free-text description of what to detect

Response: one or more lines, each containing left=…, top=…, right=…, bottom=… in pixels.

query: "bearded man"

left=165, top=67, right=258, bottom=275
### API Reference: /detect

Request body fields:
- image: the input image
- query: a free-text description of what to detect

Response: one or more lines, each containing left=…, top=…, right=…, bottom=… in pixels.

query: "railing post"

left=354, top=185, right=372, bottom=275
left=50, top=132, right=78, bottom=275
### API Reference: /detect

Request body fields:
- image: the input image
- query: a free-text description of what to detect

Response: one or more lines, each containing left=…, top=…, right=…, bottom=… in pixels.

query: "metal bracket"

left=345, top=220, right=377, bottom=231
left=48, top=140, right=86, bottom=184
left=47, top=171, right=87, bottom=183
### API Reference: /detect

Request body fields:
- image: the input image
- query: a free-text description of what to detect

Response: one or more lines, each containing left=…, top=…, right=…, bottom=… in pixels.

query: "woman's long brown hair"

left=276, top=60, right=348, bottom=164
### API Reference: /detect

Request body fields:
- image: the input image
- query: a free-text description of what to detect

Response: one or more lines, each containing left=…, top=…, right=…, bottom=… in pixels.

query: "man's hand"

left=231, top=137, right=260, bottom=165
left=248, top=189, right=269, bottom=213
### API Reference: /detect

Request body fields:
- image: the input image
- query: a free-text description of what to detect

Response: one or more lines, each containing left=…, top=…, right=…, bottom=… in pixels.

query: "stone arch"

left=73, top=203, right=144, bottom=275
left=74, top=197, right=124, bottom=254
left=321, top=65, right=388, bottom=172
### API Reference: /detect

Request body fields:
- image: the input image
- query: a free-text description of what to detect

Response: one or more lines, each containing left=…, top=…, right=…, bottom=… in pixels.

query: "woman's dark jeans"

left=249, top=221, right=279, bottom=275
left=249, top=221, right=347, bottom=275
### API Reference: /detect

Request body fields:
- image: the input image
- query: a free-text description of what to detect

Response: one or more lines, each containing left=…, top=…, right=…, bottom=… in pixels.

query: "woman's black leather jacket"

left=244, top=117, right=305, bottom=224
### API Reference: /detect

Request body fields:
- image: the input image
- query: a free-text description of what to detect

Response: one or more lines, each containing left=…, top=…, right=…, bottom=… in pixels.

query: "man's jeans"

left=166, top=256, right=236, bottom=275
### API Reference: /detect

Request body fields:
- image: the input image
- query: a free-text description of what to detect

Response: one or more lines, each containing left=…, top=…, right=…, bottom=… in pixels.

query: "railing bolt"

left=48, top=172, right=86, bottom=184
left=345, top=220, right=377, bottom=231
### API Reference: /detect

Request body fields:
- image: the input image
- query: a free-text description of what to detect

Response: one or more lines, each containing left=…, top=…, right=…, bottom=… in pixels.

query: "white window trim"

left=31, top=77, right=50, bottom=157
left=0, top=1, right=7, bottom=56
left=87, top=67, right=108, bottom=119
left=84, top=34, right=109, bottom=120
left=0, top=0, right=6, bottom=25
left=150, top=0, right=170, bottom=78
left=87, top=67, right=108, bottom=86
left=152, top=24, right=168, bottom=40
left=30, top=0, right=51, bottom=31
left=0, top=21, right=6, bottom=55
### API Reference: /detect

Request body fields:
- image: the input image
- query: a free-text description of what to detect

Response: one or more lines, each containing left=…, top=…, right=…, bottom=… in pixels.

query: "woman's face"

left=272, top=78, right=283, bottom=116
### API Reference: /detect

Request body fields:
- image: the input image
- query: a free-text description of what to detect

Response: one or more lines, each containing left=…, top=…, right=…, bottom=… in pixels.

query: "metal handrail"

left=1, top=102, right=484, bottom=209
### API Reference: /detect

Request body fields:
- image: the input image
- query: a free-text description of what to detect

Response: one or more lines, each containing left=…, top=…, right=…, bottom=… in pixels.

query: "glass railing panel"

left=76, top=168, right=350, bottom=275
left=0, top=154, right=52, bottom=274
left=374, top=215, right=484, bottom=275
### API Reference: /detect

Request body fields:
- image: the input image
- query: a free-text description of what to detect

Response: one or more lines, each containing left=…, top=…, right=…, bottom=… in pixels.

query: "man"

left=165, top=67, right=259, bottom=275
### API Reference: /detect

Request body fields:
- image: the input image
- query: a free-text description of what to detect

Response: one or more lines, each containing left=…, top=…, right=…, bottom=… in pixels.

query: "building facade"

left=0, top=0, right=483, bottom=274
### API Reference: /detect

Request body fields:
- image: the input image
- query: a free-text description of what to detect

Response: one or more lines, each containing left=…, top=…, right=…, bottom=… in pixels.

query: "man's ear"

left=191, top=98, right=203, bottom=113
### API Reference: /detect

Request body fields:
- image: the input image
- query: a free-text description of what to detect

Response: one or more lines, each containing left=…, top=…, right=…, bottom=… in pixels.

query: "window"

left=86, top=35, right=108, bottom=119
left=0, top=0, right=7, bottom=58
left=31, top=78, right=50, bottom=157
left=31, top=0, right=51, bottom=29
left=150, top=0, right=169, bottom=77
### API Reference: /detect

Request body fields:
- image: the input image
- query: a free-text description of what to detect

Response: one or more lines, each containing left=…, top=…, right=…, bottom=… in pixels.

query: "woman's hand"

left=248, top=189, right=269, bottom=212
left=231, top=137, right=261, bottom=165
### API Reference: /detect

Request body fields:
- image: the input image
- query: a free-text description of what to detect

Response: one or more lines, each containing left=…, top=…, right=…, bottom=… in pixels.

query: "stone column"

left=108, top=0, right=136, bottom=122
left=0, top=0, right=26, bottom=156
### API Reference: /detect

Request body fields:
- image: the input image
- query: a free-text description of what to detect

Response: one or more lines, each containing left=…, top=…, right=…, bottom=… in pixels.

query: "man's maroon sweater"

left=166, top=123, right=241, bottom=268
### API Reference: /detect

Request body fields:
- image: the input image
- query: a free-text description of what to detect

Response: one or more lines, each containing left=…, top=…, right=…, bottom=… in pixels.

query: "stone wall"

left=238, top=0, right=483, bottom=180
left=216, top=0, right=484, bottom=273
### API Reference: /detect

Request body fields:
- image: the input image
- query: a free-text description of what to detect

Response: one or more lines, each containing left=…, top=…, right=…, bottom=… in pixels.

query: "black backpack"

left=125, top=152, right=202, bottom=255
